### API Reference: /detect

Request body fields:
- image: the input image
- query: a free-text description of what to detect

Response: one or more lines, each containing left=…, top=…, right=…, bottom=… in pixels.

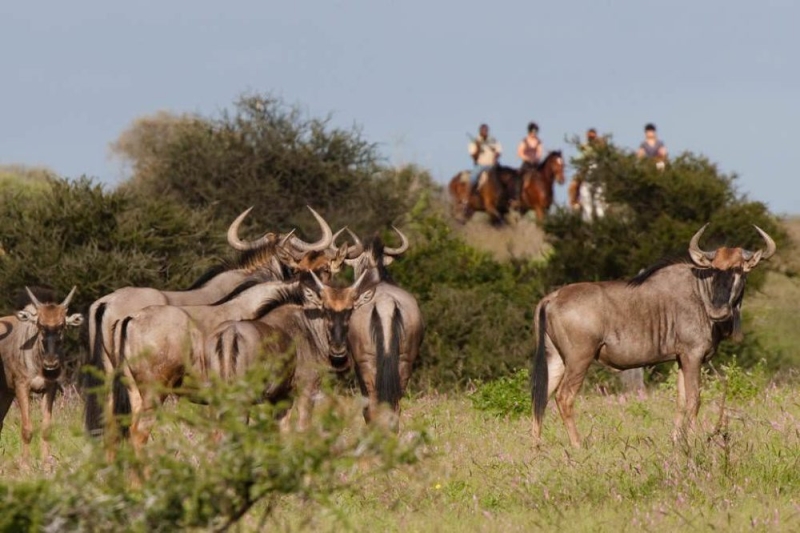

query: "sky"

left=1, top=0, right=798, bottom=214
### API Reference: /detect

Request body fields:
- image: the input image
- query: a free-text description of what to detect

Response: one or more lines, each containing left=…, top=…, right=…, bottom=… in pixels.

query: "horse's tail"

left=113, top=316, right=134, bottom=439
left=84, top=302, right=106, bottom=436
left=532, top=304, right=549, bottom=428
left=372, top=306, right=403, bottom=410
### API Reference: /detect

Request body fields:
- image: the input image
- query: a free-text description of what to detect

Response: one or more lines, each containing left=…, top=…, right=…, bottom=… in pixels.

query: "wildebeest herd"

left=0, top=206, right=777, bottom=462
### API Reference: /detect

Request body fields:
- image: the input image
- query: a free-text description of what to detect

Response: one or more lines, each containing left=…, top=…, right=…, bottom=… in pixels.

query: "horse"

left=518, top=151, right=565, bottom=221
left=568, top=163, right=607, bottom=222
left=448, top=165, right=519, bottom=226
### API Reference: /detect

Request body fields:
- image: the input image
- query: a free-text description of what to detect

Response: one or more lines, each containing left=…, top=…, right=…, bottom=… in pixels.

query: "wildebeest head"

left=302, top=271, right=375, bottom=369
left=687, top=224, right=776, bottom=328
left=275, top=227, right=349, bottom=282
left=342, top=226, right=409, bottom=280
left=16, top=286, right=84, bottom=374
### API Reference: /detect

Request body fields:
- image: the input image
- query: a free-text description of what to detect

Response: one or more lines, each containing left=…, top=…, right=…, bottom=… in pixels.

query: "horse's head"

left=543, top=151, right=565, bottom=185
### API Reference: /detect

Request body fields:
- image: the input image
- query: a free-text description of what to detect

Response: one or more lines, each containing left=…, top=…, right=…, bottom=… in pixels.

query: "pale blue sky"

left=2, top=1, right=797, bottom=213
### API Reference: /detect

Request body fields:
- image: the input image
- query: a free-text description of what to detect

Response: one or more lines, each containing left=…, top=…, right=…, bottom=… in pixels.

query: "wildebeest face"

left=303, top=272, right=375, bottom=368
left=706, top=268, right=746, bottom=322
left=16, top=287, right=83, bottom=373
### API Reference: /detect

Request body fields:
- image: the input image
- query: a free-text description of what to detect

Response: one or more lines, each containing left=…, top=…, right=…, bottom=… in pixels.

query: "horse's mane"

left=536, top=150, right=562, bottom=172
left=627, top=255, right=692, bottom=287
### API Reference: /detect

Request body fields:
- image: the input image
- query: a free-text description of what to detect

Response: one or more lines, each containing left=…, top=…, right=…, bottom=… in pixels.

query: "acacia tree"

left=111, top=94, right=426, bottom=238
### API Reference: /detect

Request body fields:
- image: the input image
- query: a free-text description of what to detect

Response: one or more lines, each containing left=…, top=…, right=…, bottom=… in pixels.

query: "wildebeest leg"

left=40, top=384, right=57, bottom=459
left=530, top=338, right=566, bottom=444
left=295, top=372, right=321, bottom=431
left=130, top=390, right=158, bottom=455
left=682, top=358, right=703, bottom=432
left=555, top=358, right=592, bottom=448
left=672, top=366, right=686, bottom=441
left=15, top=383, right=33, bottom=461
left=0, top=389, right=13, bottom=439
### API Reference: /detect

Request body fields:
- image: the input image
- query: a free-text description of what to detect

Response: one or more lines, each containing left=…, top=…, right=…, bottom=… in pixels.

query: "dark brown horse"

left=448, top=165, right=519, bottom=225
left=519, top=151, right=565, bottom=221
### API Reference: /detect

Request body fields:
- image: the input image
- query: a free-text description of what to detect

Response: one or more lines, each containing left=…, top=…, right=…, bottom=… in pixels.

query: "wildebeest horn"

left=331, top=227, right=347, bottom=248
left=279, top=229, right=296, bottom=247
left=351, top=270, right=368, bottom=292
left=25, top=287, right=43, bottom=309
left=752, top=225, right=777, bottom=260
left=688, top=224, right=716, bottom=265
left=287, top=207, right=333, bottom=253
left=60, top=286, right=77, bottom=308
left=384, top=226, right=409, bottom=256
left=309, top=270, right=326, bottom=292
left=227, top=207, right=275, bottom=251
left=344, top=228, right=364, bottom=259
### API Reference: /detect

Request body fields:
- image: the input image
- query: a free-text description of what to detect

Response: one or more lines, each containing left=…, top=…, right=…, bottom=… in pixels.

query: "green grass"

left=2, top=382, right=799, bottom=531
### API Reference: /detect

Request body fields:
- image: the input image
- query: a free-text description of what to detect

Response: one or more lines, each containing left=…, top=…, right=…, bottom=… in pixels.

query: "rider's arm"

left=636, top=144, right=646, bottom=158
left=536, top=143, right=543, bottom=162
left=658, top=143, right=667, bottom=159
left=516, top=140, right=527, bottom=161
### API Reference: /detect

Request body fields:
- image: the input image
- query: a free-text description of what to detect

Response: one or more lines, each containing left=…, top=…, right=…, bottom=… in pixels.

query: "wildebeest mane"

left=186, top=265, right=228, bottom=290
left=627, top=254, right=692, bottom=287
left=253, top=285, right=305, bottom=320
left=210, top=280, right=262, bottom=306
left=366, top=236, right=395, bottom=284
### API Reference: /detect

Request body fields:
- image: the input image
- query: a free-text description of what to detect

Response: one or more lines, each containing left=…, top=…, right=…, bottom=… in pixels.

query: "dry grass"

left=452, top=213, right=549, bottom=262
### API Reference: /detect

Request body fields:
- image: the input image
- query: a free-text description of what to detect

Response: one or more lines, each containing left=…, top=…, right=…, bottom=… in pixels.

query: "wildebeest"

left=518, top=151, right=565, bottom=222
left=98, top=273, right=374, bottom=450
left=0, top=287, right=83, bottom=459
left=531, top=224, right=776, bottom=448
left=343, top=228, right=424, bottom=429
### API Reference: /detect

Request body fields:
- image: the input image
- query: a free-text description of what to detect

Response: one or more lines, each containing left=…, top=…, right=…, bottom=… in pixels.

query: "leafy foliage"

left=469, top=368, right=531, bottom=418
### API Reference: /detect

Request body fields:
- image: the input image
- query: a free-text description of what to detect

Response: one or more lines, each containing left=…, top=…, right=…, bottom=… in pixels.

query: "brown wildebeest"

left=341, top=228, right=423, bottom=430
left=519, top=150, right=565, bottom=221
left=448, top=166, right=519, bottom=225
left=0, top=287, right=83, bottom=460
left=105, top=273, right=374, bottom=451
left=531, top=224, right=776, bottom=448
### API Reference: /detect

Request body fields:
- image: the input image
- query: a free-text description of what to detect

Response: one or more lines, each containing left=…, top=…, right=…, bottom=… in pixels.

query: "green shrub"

left=469, top=368, right=531, bottom=418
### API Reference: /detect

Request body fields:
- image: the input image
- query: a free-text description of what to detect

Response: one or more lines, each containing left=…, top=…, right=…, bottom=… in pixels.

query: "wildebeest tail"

left=84, top=302, right=106, bottom=436
left=217, top=327, right=241, bottom=381
left=532, top=304, right=549, bottom=426
left=372, top=306, right=403, bottom=409
left=113, top=316, right=134, bottom=439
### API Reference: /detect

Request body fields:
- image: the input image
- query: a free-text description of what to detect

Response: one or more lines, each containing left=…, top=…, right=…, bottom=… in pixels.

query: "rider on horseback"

left=515, top=122, right=544, bottom=207
left=468, top=124, right=502, bottom=194
left=637, top=123, right=668, bottom=170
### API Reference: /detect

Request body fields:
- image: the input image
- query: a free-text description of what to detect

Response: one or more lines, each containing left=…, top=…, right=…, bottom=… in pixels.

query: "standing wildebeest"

left=342, top=228, right=423, bottom=428
left=531, top=224, right=776, bottom=448
left=0, top=287, right=83, bottom=459
left=448, top=166, right=519, bottom=225
left=518, top=150, right=565, bottom=222
left=103, top=273, right=374, bottom=450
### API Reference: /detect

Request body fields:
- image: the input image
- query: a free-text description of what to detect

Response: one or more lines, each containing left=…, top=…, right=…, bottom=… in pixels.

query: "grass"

left=2, top=381, right=799, bottom=531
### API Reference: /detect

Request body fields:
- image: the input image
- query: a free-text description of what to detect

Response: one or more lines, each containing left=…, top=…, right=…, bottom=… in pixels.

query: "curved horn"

left=25, top=287, right=43, bottom=309
left=279, top=229, right=296, bottom=248
left=60, top=286, right=77, bottom=308
left=753, top=225, right=777, bottom=260
left=345, top=228, right=364, bottom=259
left=384, top=226, right=409, bottom=256
left=288, top=206, right=333, bottom=253
left=331, top=227, right=347, bottom=248
left=227, top=207, right=274, bottom=251
left=351, top=270, right=368, bottom=292
left=309, top=270, right=326, bottom=292
left=688, top=223, right=716, bottom=265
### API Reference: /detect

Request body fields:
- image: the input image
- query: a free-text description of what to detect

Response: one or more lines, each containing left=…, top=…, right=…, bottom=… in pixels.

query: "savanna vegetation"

left=0, top=93, right=798, bottom=531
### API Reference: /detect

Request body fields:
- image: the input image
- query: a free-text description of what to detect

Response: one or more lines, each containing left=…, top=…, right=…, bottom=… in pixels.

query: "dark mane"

left=366, top=236, right=395, bottom=284
left=210, top=279, right=262, bottom=306
left=253, top=284, right=305, bottom=319
left=227, top=241, right=291, bottom=279
left=627, top=255, right=692, bottom=287
left=185, top=264, right=228, bottom=290
left=536, top=150, right=562, bottom=171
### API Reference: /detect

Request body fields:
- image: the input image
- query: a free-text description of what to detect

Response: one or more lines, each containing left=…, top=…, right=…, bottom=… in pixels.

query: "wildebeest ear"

left=743, top=249, right=763, bottom=272
left=331, top=244, right=348, bottom=271
left=302, top=286, right=323, bottom=309
left=16, top=310, right=36, bottom=322
left=66, top=313, right=84, bottom=327
left=354, top=288, right=375, bottom=309
left=382, top=256, right=395, bottom=266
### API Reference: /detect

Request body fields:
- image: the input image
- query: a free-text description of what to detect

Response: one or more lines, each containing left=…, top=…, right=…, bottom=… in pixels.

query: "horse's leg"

left=554, top=356, right=592, bottom=449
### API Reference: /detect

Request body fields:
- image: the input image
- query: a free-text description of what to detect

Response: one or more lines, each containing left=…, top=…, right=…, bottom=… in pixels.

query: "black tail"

left=372, top=306, right=403, bottom=409
left=84, top=303, right=106, bottom=436
left=113, top=316, right=134, bottom=439
left=532, top=305, right=549, bottom=426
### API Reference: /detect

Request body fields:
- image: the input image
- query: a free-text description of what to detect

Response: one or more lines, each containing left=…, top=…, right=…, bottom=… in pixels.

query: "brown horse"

left=519, top=151, right=565, bottom=221
left=448, top=165, right=519, bottom=226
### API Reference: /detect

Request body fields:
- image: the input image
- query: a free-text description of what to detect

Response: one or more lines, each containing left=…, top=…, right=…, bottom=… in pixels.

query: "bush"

left=469, top=369, right=531, bottom=418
